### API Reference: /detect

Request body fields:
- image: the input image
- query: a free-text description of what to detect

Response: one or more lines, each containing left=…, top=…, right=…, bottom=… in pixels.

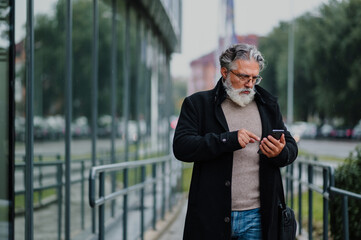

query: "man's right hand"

left=237, top=129, right=260, bottom=148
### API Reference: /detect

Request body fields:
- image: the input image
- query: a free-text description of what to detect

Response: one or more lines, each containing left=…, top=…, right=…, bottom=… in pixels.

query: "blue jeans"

left=231, top=208, right=262, bottom=240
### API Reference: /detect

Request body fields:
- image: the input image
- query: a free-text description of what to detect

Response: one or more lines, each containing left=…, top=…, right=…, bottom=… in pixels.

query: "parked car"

left=288, top=121, right=317, bottom=140
left=330, top=126, right=353, bottom=139
left=319, top=124, right=334, bottom=138
left=352, top=120, right=361, bottom=139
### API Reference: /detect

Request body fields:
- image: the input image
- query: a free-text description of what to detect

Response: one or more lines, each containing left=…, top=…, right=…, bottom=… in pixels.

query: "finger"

left=280, top=134, right=286, bottom=144
left=267, top=135, right=281, bottom=145
left=260, top=143, right=273, bottom=157
left=263, top=138, right=278, bottom=151
left=246, top=130, right=260, bottom=142
left=239, top=134, right=250, bottom=146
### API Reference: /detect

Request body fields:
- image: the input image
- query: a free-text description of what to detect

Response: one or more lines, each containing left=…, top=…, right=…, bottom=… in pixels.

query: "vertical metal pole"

left=25, top=0, right=34, bottom=238
left=81, top=161, right=85, bottom=229
left=323, top=168, right=329, bottom=240
left=308, top=165, right=313, bottom=240
left=122, top=2, right=131, bottom=240
left=39, top=156, right=43, bottom=205
left=110, top=0, right=117, bottom=218
left=99, top=173, right=105, bottom=240
left=135, top=13, right=141, bottom=162
left=287, top=0, right=294, bottom=125
left=152, top=163, right=157, bottom=230
left=298, top=162, right=302, bottom=235
left=65, top=0, right=73, bottom=239
left=9, top=0, right=16, bottom=238
left=140, top=166, right=146, bottom=240
left=91, top=0, right=99, bottom=233
left=57, top=163, right=63, bottom=240
left=161, top=161, right=166, bottom=220
left=143, top=28, right=150, bottom=158
left=342, top=196, right=349, bottom=240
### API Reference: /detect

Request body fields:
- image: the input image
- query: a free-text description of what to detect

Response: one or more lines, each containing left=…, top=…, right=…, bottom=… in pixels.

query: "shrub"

left=330, top=145, right=361, bottom=240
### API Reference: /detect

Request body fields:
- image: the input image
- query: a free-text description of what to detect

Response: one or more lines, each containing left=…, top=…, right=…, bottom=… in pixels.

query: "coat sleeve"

left=173, top=97, right=242, bottom=163
left=266, top=103, right=298, bottom=168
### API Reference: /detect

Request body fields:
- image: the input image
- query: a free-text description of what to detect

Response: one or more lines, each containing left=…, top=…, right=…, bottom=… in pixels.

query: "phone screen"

left=271, top=129, right=284, bottom=140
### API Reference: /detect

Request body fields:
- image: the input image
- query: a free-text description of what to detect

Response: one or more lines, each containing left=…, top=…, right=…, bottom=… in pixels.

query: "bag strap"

left=278, top=168, right=287, bottom=209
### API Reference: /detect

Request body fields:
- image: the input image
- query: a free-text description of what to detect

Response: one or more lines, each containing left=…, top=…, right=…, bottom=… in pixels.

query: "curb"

left=144, top=197, right=187, bottom=240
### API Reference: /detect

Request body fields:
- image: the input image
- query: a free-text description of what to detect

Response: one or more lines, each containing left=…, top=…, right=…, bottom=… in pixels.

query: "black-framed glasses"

left=229, top=70, right=262, bottom=85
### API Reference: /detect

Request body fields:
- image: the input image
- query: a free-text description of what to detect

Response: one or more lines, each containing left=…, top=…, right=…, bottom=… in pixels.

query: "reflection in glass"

left=0, top=0, right=11, bottom=239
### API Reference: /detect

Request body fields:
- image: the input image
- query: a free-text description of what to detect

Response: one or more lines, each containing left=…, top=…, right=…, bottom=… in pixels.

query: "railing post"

left=39, top=155, right=43, bottom=205
left=123, top=168, right=128, bottom=240
left=161, top=161, right=166, bottom=220
left=152, top=163, right=157, bottom=230
left=140, top=165, right=146, bottom=240
left=57, top=162, right=63, bottom=240
left=99, top=172, right=105, bottom=240
left=323, top=168, right=329, bottom=240
left=298, top=162, right=302, bottom=235
left=342, top=196, right=349, bottom=240
left=308, top=164, right=313, bottom=240
left=81, top=160, right=85, bottom=230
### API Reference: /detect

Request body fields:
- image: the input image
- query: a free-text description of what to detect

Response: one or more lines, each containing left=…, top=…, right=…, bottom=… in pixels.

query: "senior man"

left=173, top=43, right=298, bottom=240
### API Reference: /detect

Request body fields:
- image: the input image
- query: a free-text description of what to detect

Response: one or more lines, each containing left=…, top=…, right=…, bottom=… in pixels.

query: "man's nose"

left=244, top=78, right=254, bottom=88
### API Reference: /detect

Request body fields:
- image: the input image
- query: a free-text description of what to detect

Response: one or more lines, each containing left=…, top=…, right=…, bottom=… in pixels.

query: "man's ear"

left=220, top=67, right=228, bottom=79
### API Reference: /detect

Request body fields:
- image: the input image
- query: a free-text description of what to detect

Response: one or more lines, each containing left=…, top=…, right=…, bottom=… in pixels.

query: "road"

left=297, top=139, right=360, bottom=159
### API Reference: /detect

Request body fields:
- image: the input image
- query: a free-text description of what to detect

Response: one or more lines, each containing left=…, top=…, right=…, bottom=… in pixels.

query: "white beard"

left=223, top=76, right=256, bottom=107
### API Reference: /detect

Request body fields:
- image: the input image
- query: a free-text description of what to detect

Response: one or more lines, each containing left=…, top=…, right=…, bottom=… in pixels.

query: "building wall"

left=9, top=0, right=182, bottom=239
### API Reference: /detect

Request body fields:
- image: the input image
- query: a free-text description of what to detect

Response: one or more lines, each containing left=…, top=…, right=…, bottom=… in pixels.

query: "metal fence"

left=88, top=154, right=183, bottom=240
left=284, top=156, right=361, bottom=240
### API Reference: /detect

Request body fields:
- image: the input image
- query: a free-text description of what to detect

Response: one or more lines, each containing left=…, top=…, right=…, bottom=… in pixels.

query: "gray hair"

left=219, top=43, right=265, bottom=71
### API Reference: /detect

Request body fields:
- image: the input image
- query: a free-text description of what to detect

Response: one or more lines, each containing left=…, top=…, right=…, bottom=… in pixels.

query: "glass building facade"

left=2, top=0, right=182, bottom=239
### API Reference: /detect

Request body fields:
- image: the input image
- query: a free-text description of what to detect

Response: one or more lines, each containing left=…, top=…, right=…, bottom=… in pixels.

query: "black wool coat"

left=173, top=79, right=298, bottom=240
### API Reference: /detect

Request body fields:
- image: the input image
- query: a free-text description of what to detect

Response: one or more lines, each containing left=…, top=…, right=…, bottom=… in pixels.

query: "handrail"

left=89, top=155, right=169, bottom=182
left=88, top=155, right=169, bottom=208
left=284, top=155, right=361, bottom=240
left=88, top=154, right=180, bottom=240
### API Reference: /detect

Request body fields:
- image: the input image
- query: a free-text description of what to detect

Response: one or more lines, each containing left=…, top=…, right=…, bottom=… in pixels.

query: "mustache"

left=234, top=88, right=254, bottom=93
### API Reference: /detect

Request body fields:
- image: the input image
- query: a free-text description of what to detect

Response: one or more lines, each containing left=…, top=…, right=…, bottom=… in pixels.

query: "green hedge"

left=330, top=145, right=361, bottom=240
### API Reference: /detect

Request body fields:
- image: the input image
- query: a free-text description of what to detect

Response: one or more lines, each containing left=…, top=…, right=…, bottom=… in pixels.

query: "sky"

left=171, top=0, right=330, bottom=77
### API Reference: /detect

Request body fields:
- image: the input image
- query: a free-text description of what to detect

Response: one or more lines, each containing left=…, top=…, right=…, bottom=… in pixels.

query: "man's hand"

left=259, top=134, right=285, bottom=158
left=237, top=129, right=260, bottom=148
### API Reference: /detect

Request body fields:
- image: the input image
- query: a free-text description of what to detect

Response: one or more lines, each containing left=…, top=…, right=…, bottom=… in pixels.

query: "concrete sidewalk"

left=145, top=198, right=187, bottom=240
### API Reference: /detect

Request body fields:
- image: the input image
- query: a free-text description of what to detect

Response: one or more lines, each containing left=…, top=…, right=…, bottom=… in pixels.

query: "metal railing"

left=88, top=154, right=183, bottom=240
left=284, top=155, right=361, bottom=240
left=15, top=156, right=93, bottom=240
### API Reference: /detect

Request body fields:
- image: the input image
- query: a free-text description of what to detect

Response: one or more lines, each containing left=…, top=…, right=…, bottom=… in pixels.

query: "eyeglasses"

left=229, top=70, right=262, bottom=85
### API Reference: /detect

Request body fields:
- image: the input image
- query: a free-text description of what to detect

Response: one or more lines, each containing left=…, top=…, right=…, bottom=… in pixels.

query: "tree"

left=258, top=0, right=361, bottom=125
left=32, top=0, right=126, bottom=120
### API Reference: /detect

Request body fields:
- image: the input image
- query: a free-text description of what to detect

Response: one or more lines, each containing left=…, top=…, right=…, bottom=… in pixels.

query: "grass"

left=15, top=189, right=56, bottom=211
left=182, top=163, right=193, bottom=193
left=288, top=190, right=330, bottom=238
left=298, top=149, right=344, bottom=163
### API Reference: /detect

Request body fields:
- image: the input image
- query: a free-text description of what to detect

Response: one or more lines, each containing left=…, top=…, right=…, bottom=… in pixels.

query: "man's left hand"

left=259, top=134, right=285, bottom=158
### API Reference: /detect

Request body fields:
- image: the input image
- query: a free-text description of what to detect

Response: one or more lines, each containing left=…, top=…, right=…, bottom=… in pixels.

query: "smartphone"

left=257, top=129, right=284, bottom=154
left=271, top=129, right=284, bottom=140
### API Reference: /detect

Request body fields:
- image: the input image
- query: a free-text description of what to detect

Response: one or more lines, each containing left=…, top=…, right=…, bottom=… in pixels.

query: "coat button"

left=222, top=138, right=227, bottom=142
left=225, top=181, right=231, bottom=187
left=224, top=217, right=230, bottom=223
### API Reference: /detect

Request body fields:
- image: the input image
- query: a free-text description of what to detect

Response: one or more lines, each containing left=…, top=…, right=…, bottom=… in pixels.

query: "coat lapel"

left=213, top=78, right=229, bottom=131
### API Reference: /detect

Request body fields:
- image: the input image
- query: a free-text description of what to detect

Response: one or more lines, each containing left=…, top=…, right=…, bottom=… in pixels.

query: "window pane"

left=0, top=0, right=11, bottom=238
